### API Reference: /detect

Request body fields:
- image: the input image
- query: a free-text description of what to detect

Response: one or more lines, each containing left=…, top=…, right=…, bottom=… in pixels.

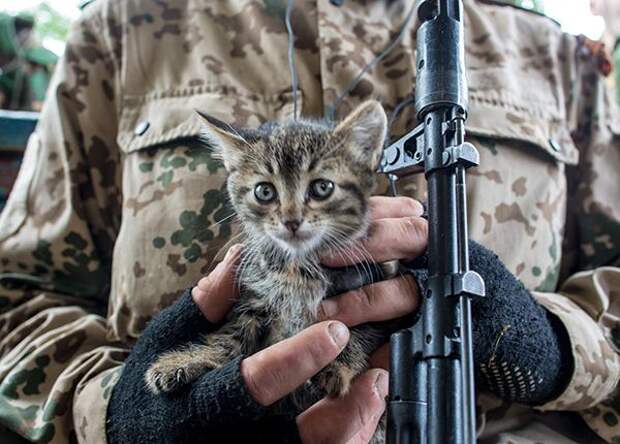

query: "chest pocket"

left=454, top=2, right=582, bottom=292
left=463, top=53, right=579, bottom=294
left=108, top=88, right=299, bottom=342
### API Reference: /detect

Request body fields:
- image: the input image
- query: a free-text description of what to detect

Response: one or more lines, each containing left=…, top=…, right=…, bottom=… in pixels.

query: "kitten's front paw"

left=316, top=362, right=357, bottom=397
left=146, top=356, right=205, bottom=394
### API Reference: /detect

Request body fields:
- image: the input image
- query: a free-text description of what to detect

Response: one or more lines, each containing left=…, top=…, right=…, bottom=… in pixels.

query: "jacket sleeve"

left=0, top=4, right=128, bottom=443
left=531, top=36, right=620, bottom=443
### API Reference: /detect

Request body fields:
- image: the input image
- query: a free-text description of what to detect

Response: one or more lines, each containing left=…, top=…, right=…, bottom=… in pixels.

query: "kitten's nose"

left=283, top=220, right=301, bottom=233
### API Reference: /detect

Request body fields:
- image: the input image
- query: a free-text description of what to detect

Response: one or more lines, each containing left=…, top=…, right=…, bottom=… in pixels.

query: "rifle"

left=378, top=1, right=485, bottom=442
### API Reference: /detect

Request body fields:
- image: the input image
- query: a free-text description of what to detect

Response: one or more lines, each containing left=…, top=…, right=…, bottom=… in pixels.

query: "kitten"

left=146, top=100, right=395, bottom=441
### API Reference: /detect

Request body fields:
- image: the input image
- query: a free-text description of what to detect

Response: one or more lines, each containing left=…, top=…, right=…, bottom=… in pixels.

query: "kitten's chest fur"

left=237, top=252, right=328, bottom=340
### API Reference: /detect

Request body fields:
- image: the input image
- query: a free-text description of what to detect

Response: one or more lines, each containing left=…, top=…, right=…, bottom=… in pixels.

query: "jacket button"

left=134, top=121, right=150, bottom=136
left=548, top=138, right=561, bottom=152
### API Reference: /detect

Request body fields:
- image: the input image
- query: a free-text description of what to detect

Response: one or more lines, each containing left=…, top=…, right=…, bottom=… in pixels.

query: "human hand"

left=110, top=243, right=391, bottom=443
left=319, top=196, right=428, bottom=368
left=193, top=245, right=390, bottom=443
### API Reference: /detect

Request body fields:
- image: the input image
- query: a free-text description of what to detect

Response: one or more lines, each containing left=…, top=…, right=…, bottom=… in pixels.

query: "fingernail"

left=328, top=322, right=349, bottom=347
left=320, top=300, right=338, bottom=319
left=374, top=370, right=389, bottom=397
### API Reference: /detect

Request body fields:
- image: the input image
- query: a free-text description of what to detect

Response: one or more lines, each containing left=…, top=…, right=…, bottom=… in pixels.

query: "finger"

left=369, top=196, right=424, bottom=220
left=241, top=321, right=349, bottom=406
left=368, top=343, right=390, bottom=371
left=297, top=369, right=388, bottom=444
left=322, top=216, right=428, bottom=267
left=191, top=244, right=243, bottom=323
left=346, top=411, right=384, bottom=444
left=319, top=274, right=419, bottom=326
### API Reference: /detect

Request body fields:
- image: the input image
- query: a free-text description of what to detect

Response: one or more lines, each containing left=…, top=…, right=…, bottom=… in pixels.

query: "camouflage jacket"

left=0, top=0, right=619, bottom=443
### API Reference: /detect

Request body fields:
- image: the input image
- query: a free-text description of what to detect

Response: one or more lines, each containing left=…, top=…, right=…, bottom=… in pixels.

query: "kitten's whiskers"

left=211, top=212, right=238, bottom=228
left=323, top=230, right=372, bottom=290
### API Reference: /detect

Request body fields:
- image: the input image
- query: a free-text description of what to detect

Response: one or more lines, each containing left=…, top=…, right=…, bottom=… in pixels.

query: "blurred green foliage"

left=29, top=2, right=71, bottom=47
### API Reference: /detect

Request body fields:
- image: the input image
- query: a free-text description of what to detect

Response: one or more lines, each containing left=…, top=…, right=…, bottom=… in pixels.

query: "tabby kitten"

left=146, top=100, right=392, bottom=437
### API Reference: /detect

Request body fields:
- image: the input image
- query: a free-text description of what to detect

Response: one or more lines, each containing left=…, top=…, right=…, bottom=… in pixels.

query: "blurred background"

left=0, top=0, right=618, bottom=210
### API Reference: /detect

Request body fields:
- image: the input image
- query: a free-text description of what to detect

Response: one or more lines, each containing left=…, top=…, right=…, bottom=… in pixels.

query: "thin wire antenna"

left=326, top=2, right=417, bottom=121
left=388, top=96, right=414, bottom=133
left=286, top=0, right=299, bottom=120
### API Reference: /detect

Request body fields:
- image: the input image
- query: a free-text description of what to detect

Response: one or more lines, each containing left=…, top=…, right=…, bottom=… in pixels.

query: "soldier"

left=0, top=0, right=619, bottom=443
left=0, top=12, right=58, bottom=111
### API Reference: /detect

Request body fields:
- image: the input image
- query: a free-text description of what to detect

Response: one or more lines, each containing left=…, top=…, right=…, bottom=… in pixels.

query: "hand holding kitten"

left=319, top=195, right=427, bottom=368
left=142, top=101, right=428, bottom=444
left=191, top=239, right=392, bottom=443
left=195, top=195, right=426, bottom=443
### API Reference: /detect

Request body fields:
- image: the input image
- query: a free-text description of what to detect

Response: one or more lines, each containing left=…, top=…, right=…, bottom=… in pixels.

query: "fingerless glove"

left=409, top=241, right=573, bottom=405
left=106, top=289, right=301, bottom=443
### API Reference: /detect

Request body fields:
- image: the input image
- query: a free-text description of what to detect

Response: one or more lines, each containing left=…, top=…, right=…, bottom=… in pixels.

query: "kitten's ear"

left=196, top=110, right=248, bottom=171
left=333, top=100, right=388, bottom=168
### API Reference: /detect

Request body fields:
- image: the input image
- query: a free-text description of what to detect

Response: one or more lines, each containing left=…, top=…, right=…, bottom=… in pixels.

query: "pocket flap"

left=118, top=89, right=299, bottom=153
left=467, top=90, right=579, bottom=165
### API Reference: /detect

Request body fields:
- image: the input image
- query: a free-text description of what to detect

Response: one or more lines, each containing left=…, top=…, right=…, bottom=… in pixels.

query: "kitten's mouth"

left=279, top=231, right=313, bottom=242
left=269, top=227, right=322, bottom=255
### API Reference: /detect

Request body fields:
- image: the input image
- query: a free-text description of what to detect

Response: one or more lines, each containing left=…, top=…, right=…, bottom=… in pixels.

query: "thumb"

left=192, top=244, right=243, bottom=323
left=297, top=369, right=388, bottom=443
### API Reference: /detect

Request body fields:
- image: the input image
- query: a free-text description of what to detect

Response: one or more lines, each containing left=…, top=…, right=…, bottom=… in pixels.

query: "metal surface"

left=378, top=1, right=485, bottom=442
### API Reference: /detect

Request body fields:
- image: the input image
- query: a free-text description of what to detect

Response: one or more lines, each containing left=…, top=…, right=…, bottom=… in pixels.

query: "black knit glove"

left=407, top=240, right=573, bottom=406
left=105, top=289, right=301, bottom=444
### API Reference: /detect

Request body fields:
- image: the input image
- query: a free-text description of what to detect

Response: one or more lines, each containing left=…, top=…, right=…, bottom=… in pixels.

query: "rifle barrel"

left=383, top=1, right=484, bottom=442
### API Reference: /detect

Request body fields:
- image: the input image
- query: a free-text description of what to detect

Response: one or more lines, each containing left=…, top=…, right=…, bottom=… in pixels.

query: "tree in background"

left=31, top=2, right=71, bottom=48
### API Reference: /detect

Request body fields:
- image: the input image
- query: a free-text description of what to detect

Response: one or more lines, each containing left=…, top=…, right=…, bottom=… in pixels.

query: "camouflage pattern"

left=487, top=0, right=546, bottom=15
left=0, top=0, right=619, bottom=442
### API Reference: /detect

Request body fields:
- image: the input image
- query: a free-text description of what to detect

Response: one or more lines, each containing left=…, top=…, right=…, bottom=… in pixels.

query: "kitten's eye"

left=254, top=182, right=277, bottom=204
left=308, top=179, right=335, bottom=201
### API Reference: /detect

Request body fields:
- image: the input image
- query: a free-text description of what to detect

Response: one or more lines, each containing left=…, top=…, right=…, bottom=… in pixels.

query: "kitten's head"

left=199, top=100, right=387, bottom=259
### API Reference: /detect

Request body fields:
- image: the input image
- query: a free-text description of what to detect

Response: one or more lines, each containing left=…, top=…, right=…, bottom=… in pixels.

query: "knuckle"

left=402, top=217, right=428, bottom=248
left=352, top=287, right=374, bottom=309
left=191, top=285, right=209, bottom=307
left=191, top=286, right=201, bottom=299
left=197, top=275, right=212, bottom=290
